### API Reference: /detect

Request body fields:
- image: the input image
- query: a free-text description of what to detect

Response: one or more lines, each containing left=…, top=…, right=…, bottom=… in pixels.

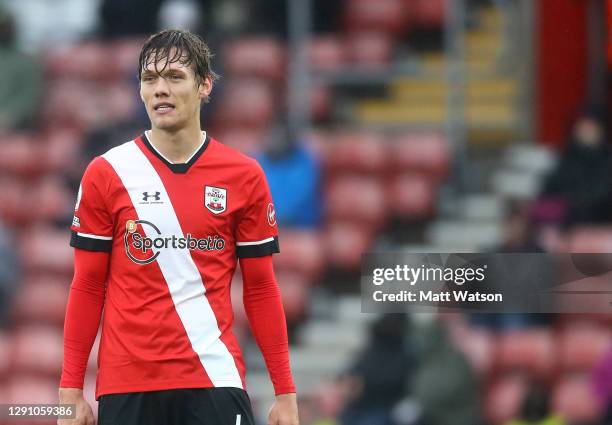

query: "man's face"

left=139, top=51, right=212, bottom=131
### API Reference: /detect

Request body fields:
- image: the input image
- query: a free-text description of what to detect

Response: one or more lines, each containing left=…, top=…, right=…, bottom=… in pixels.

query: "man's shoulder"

left=83, top=138, right=138, bottom=179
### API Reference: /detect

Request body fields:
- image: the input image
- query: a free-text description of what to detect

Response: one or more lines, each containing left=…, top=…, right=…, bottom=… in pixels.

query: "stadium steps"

left=426, top=220, right=503, bottom=251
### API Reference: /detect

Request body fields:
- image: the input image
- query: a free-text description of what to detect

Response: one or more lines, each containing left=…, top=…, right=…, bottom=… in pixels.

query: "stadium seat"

left=212, top=79, right=275, bottom=129
left=223, top=37, right=286, bottom=80
left=41, top=128, right=81, bottom=174
left=310, top=85, right=332, bottom=122
left=0, top=133, right=40, bottom=177
left=326, top=175, right=387, bottom=228
left=102, top=82, right=140, bottom=125
left=565, top=226, right=612, bottom=253
left=19, top=226, right=73, bottom=275
left=43, top=80, right=103, bottom=131
left=44, top=41, right=110, bottom=81
left=484, top=374, right=528, bottom=425
left=308, top=36, right=348, bottom=71
left=344, top=0, right=410, bottom=35
left=29, top=177, right=74, bottom=224
left=558, top=321, right=611, bottom=372
left=389, top=132, right=450, bottom=181
left=386, top=173, right=435, bottom=219
left=345, top=31, right=395, bottom=67
left=11, top=278, right=69, bottom=327
left=273, top=230, right=324, bottom=280
left=494, top=329, right=556, bottom=380
left=411, top=0, right=446, bottom=28
left=275, top=271, right=309, bottom=323
left=11, top=325, right=63, bottom=377
left=0, top=331, right=11, bottom=378
left=5, top=374, right=59, bottom=405
left=109, top=37, right=147, bottom=78
left=0, top=177, right=30, bottom=226
left=324, top=131, right=388, bottom=175
left=212, top=127, right=266, bottom=156
left=323, top=221, right=374, bottom=271
left=552, top=374, right=604, bottom=424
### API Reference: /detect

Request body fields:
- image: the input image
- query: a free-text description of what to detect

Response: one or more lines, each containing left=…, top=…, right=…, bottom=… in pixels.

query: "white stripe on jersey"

left=236, top=237, right=275, bottom=246
left=76, top=232, right=113, bottom=240
left=103, top=140, right=243, bottom=388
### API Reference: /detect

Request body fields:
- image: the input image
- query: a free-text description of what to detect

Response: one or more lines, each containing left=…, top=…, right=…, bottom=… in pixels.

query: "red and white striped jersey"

left=70, top=132, right=279, bottom=399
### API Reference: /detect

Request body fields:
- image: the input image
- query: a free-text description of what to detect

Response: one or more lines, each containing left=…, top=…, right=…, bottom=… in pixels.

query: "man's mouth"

left=154, top=103, right=175, bottom=113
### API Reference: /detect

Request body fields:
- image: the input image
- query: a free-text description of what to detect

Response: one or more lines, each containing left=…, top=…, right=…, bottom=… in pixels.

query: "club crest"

left=204, top=186, right=227, bottom=214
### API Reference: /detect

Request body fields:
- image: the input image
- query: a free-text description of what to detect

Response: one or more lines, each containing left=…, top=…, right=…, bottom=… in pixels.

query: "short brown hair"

left=138, top=29, right=220, bottom=88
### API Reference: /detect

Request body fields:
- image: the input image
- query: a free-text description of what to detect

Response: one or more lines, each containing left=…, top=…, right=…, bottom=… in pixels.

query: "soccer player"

left=58, top=30, right=299, bottom=425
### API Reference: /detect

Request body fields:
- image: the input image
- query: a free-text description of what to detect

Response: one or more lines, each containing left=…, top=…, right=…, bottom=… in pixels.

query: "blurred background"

left=0, top=0, right=612, bottom=424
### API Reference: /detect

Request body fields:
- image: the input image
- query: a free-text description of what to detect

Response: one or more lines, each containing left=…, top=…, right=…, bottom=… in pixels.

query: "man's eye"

left=143, top=76, right=156, bottom=82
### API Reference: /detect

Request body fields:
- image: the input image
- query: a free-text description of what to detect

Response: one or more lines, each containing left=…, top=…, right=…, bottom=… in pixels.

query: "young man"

left=58, top=30, right=299, bottom=425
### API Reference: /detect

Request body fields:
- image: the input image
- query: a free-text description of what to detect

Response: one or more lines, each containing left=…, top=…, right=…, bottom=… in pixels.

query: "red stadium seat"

left=110, top=37, right=147, bottom=78
left=326, top=175, right=387, bottom=228
left=412, top=0, right=446, bottom=28
left=29, top=177, right=74, bottom=224
left=389, top=132, right=450, bottom=181
left=42, top=128, right=82, bottom=174
left=5, top=374, right=59, bottom=405
left=494, top=329, right=557, bottom=380
left=308, top=36, right=348, bottom=71
left=324, top=131, right=388, bottom=175
left=345, top=31, right=394, bottom=68
left=44, top=41, right=110, bottom=81
left=0, top=177, right=30, bottom=226
left=10, top=325, right=63, bottom=377
left=310, top=85, right=332, bottom=122
left=0, top=331, right=11, bottom=378
left=275, top=271, right=309, bottom=323
left=212, top=127, right=266, bottom=156
left=552, top=374, right=605, bottom=424
left=19, top=226, right=73, bottom=275
left=43, top=80, right=104, bottom=131
left=565, top=226, right=612, bottom=253
left=344, top=0, right=410, bottom=35
left=484, top=374, right=528, bottom=425
left=558, top=321, right=611, bottom=372
left=386, top=173, right=435, bottom=219
left=0, top=133, right=41, bottom=177
left=223, top=37, right=286, bottom=80
left=102, top=82, right=140, bottom=125
left=323, top=221, right=374, bottom=271
left=11, top=279, right=69, bottom=327
left=274, top=230, right=324, bottom=280
left=212, top=79, right=275, bottom=129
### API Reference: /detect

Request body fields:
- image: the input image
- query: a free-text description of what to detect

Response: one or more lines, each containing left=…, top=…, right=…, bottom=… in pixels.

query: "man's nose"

left=154, top=77, right=170, bottom=96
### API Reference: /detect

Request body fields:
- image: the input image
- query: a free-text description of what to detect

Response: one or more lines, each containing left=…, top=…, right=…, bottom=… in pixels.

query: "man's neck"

left=148, top=125, right=205, bottom=164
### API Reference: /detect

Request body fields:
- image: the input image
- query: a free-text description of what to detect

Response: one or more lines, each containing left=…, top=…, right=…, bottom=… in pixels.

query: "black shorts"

left=98, top=387, right=256, bottom=425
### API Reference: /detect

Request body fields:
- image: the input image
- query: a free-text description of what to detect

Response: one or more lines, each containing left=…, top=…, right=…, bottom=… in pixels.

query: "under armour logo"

left=142, top=191, right=161, bottom=201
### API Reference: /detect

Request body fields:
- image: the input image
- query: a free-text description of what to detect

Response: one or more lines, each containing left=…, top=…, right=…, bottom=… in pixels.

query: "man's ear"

left=198, top=76, right=213, bottom=101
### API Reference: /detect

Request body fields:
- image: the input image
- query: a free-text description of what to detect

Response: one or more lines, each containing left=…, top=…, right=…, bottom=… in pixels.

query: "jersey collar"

left=141, top=131, right=210, bottom=174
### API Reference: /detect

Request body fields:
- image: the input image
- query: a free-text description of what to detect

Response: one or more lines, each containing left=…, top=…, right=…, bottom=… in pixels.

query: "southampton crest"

left=204, top=186, right=227, bottom=214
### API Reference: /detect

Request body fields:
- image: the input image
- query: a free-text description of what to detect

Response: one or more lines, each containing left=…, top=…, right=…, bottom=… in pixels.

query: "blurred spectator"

left=538, top=108, right=612, bottom=228
left=338, top=314, right=409, bottom=425
left=505, top=385, right=565, bottom=425
left=0, top=6, right=42, bottom=132
left=409, top=319, right=482, bottom=425
left=0, top=219, right=20, bottom=328
left=470, top=201, right=550, bottom=330
left=257, top=125, right=323, bottom=228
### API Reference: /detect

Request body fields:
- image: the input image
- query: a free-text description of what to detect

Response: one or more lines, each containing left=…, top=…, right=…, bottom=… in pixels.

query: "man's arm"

left=58, top=248, right=110, bottom=425
left=240, top=255, right=299, bottom=425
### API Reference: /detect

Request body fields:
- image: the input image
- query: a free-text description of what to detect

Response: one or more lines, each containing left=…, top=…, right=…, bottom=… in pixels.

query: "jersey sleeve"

left=235, top=162, right=280, bottom=258
left=70, top=157, right=114, bottom=252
